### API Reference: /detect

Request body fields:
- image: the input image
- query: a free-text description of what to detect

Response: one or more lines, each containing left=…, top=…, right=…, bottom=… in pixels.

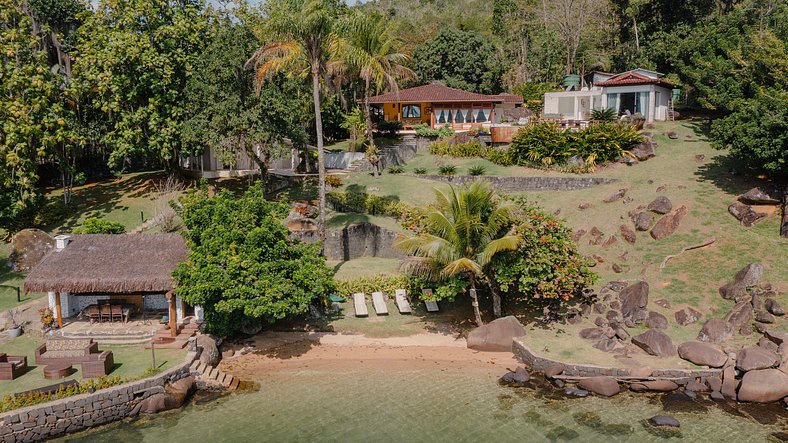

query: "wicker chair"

left=111, top=305, right=123, bottom=323
left=0, top=354, right=28, bottom=381
left=88, top=305, right=101, bottom=323
left=100, top=304, right=112, bottom=323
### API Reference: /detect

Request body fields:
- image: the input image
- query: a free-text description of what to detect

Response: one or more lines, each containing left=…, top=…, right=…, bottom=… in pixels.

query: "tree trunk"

left=490, top=283, right=502, bottom=318
left=633, top=17, right=640, bottom=51
left=469, top=275, right=483, bottom=327
left=363, top=77, right=379, bottom=178
left=311, top=64, right=327, bottom=241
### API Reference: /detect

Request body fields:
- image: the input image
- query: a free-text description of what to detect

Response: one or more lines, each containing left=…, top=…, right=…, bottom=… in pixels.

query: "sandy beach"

left=220, top=331, right=519, bottom=379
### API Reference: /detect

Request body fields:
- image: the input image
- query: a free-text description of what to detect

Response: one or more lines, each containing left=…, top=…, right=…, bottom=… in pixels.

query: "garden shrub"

left=387, top=165, right=404, bottom=174
left=73, top=217, right=126, bottom=234
left=508, top=121, right=642, bottom=168
left=485, top=147, right=513, bottom=166
left=468, top=165, right=487, bottom=176
left=376, top=120, right=403, bottom=136
left=493, top=196, right=597, bottom=309
left=327, top=190, right=426, bottom=231
left=429, top=139, right=486, bottom=158
left=324, top=175, right=343, bottom=188
left=0, top=375, right=126, bottom=413
left=334, top=274, right=425, bottom=298
left=413, top=167, right=427, bottom=175
left=438, top=165, right=457, bottom=175
left=414, top=123, right=453, bottom=138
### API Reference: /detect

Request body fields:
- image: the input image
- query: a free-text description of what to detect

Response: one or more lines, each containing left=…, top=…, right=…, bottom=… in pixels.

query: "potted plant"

left=5, top=308, right=23, bottom=338
left=39, top=307, right=55, bottom=332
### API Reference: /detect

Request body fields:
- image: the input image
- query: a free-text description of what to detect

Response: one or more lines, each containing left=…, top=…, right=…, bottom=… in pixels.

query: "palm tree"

left=247, top=0, right=342, bottom=240
left=335, top=11, right=415, bottom=171
left=395, top=181, right=522, bottom=326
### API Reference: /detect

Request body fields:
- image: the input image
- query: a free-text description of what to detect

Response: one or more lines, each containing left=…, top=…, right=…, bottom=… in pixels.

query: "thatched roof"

left=24, top=234, right=188, bottom=294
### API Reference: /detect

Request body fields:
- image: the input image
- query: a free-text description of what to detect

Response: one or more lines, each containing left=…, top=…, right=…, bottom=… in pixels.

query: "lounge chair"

left=111, top=305, right=123, bottom=323
left=421, top=289, right=439, bottom=312
left=371, top=292, right=389, bottom=315
left=394, top=289, right=412, bottom=314
left=100, top=304, right=112, bottom=322
left=353, top=293, right=368, bottom=317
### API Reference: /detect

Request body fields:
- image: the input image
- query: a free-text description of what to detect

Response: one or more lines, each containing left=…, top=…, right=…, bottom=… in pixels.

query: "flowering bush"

left=324, top=175, right=343, bottom=188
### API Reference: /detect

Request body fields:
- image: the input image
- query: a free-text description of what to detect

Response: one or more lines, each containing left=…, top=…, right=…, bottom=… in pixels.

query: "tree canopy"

left=173, top=185, right=335, bottom=336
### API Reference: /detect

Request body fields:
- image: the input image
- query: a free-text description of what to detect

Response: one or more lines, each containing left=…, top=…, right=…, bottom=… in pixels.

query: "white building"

left=543, top=69, right=675, bottom=122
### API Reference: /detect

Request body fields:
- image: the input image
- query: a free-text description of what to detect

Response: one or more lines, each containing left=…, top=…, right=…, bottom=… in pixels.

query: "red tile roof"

left=596, top=71, right=673, bottom=88
left=368, top=84, right=522, bottom=104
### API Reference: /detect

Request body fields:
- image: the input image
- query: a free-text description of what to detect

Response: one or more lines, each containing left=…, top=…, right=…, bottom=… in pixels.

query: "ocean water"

left=58, top=363, right=786, bottom=442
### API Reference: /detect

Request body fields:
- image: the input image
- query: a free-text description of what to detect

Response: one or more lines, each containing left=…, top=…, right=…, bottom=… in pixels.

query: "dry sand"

left=220, top=331, right=518, bottom=379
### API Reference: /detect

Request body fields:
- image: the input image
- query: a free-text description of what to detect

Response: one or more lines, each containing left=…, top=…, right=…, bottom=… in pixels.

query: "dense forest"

left=1, top=0, right=786, bottom=233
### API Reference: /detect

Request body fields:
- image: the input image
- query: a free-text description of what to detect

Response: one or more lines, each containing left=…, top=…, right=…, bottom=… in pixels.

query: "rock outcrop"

left=728, top=202, right=767, bottom=227
left=633, top=212, right=653, bottom=231
left=197, top=335, right=221, bottom=367
left=738, top=186, right=782, bottom=205
left=645, top=311, right=669, bottom=330
left=735, top=346, right=779, bottom=371
left=632, top=330, right=676, bottom=357
left=719, top=263, right=763, bottom=301
left=650, top=205, right=688, bottom=240
left=647, top=196, right=673, bottom=214
left=467, top=316, right=526, bottom=352
left=697, top=319, right=733, bottom=343
left=619, top=281, right=649, bottom=322
left=677, top=342, right=727, bottom=368
left=578, top=376, right=620, bottom=397
left=674, top=307, right=702, bottom=326
left=736, top=369, right=788, bottom=403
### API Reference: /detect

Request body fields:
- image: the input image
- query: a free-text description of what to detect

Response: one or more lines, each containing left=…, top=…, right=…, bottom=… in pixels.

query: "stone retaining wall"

left=0, top=352, right=197, bottom=442
left=513, top=339, right=720, bottom=382
left=414, top=175, right=618, bottom=192
left=295, top=222, right=403, bottom=261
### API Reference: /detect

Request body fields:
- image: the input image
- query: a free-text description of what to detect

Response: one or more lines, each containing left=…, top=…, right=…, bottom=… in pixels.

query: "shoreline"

left=219, top=331, right=518, bottom=379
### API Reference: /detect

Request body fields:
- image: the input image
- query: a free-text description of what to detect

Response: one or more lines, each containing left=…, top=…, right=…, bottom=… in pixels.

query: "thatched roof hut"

left=24, top=233, right=188, bottom=294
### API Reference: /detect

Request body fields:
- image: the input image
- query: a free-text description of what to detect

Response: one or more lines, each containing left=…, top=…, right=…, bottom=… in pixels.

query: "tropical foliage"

left=173, top=186, right=334, bottom=336
left=73, top=217, right=126, bottom=234
left=395, top=181, right=522, bottom=324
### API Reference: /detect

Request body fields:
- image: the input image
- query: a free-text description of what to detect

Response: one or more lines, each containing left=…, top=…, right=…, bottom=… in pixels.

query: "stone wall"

left=415, top=175, right=619, bottom=192
left=513, top=339, right=720, bottom=382
left=295, top=222, right=404, bottom=261
left=0, top=352, right=197, bottom=442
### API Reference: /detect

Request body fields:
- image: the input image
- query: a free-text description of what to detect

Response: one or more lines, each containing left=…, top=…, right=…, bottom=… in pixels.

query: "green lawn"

left=0, top=242, right=45, bottom=313
left=0, top=334, right=186, bottom=398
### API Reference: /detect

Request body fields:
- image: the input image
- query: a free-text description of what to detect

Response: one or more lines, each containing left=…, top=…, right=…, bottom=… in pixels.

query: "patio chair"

left=371, top=292, right=389, bottom=316
left=100, top=304, right=112, bottom=323
left=353, top=293, right=368, bottom=317
left=111, top=305, right=123, bottom=323
left=88, top=305, right=101, bottom=324
left=394, top=289, right=412, bottom=314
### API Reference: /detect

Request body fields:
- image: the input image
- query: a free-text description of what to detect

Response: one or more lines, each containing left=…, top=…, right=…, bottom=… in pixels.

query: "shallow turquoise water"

left=60, top=363, right=786, bottom=442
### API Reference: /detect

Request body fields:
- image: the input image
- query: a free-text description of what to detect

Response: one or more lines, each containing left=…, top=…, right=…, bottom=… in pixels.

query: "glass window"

left=454, top=109, right=465, bottom=124
left=402, top=104, right=421, bottom=118
left=475, top=109, right=487, bottom=123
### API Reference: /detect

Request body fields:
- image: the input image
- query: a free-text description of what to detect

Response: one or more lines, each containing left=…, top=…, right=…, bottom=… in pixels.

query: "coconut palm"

left=335, top=12, right=415, bottom=164
left=395, top=181, right=522, bottom=326
left=247, top=0, right=343, bottom=240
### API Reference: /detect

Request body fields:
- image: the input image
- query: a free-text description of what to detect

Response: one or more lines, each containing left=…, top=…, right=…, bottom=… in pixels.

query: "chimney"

left=54, top=235, right=71, bottom=250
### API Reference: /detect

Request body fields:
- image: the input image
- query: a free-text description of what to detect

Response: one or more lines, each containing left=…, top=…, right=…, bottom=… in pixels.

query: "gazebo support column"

left=55, top=291, right=63, bottom=329
left=166, top=291, right=177, bottom=337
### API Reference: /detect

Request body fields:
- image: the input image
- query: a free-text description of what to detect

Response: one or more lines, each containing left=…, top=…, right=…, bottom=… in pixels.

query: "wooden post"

left=167, top=292, right=177, bottom=337
left=55, top=291, right=63, bottom=329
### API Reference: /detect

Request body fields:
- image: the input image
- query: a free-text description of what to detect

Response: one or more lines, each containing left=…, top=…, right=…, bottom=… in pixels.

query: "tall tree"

left=542, top=0, right=608, bottom=75
left=395, top=181, right=522, bottom=325
left=72, top=0, right=208, bottom=171
left=336, top=11, right=415, bottom=161
left=182, top=14, right=309, bottom=187
left=0, top=0, right=75, bottom=231
left=248, top=0, right=346, bottom=239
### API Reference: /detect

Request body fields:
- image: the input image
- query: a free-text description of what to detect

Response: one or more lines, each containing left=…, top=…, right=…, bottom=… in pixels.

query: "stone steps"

left=193, top=361, right=240, bottom=390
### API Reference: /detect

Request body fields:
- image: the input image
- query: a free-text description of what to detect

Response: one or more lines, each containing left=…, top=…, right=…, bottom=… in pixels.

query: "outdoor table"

left=43, top=363, right=73, bottom=380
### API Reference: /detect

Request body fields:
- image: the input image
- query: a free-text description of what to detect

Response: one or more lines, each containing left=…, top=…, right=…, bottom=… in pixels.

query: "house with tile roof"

left=368, top=83, right=523, bottom=130
left=543, top=69, right=676, bottom=122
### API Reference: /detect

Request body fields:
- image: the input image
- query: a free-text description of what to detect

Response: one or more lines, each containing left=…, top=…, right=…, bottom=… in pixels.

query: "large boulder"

left=619, top=224, right=636, bottom=244
left=697, top=319, right=733, bottom=343
left=630, top=380, right=679, bottom=392
left=737, top=369, right=788, bottom=403
left=738, top=186, right=782, bottom=205
left=650, top=205, right=688, bottom=240
left=674, top=307, right=702, bottom=326
left=631, top=138, right=656, bottom=160
left=647, top=196, right=673, bottom=214
left=725, top=301, right=753, bottom=329
left=8, top=229, right=55, bottom=272
left=197, top=334, right=221, bottom=367
left=645, top=311, right=669, bottom=330
left=766, top=298, right=785, bottom=316
left=719, top=263, right=763, bottom=301
left=633, top=212, right=653, bottom=231
left=133, top=376, right=195, bottom=414
left=649, top=415, right=680, bottom=428
left=632, top=330, right=676, bottom=357
left=728, top=202, right=767, bottom=227
left=603, top=188, right=627, bottom=203
left=500, top=367, right=530, bottom=386
left=619, top=281, right=649, bottom=322
left=721, top=363, right=738, bottom=399
left=467, top=316, right=526, bottom=352
left=578, top=376, right=620, bottom=397
left=677, top=342, right=727, bottom=368
left=735, top=346, right=779, bottom=371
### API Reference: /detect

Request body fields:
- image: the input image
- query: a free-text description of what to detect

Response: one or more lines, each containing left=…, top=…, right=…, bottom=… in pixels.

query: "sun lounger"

left=394, top=289, right=412, bottom=314
left=421, top=289, right=439, bottom=312
left=353, top=293, right=368, bottom=317
left=371, top=292, right=389, bottom=315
